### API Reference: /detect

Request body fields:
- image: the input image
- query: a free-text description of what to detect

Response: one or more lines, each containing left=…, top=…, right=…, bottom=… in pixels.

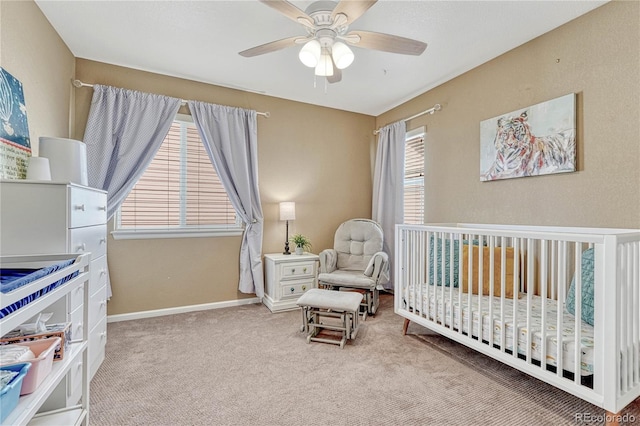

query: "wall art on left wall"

left=0, top=67, right=31, bottom=179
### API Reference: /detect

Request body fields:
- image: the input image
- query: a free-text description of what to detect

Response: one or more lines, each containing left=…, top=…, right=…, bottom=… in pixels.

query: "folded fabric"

left=0, top=370, right=19, bottom=389
left=0, top=345, right=35, bottom=364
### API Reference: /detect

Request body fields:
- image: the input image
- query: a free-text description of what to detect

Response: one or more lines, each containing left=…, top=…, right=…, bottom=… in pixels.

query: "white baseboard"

left=107, top=297, right=262, bottom=323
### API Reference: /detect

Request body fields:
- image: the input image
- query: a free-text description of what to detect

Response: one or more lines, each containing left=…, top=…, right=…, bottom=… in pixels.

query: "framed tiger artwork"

left=480, top=93, right=576, bottom=182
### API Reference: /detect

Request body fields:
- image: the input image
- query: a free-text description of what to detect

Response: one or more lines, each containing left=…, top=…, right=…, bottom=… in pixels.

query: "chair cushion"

left=334, top=219, right=383, bottom=271
left=318, top=270, right=376, bottom=289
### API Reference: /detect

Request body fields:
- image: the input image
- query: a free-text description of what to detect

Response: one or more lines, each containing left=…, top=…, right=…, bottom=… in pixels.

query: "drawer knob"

left=290, top=287, right=295, bottom=293
left=303, top=267, right=307, bottom=273
left=302, top=285, right=307, bottom=291
left=100, top=268, right=107, bottom=276
left=74, top=204, right=85, bottom=211
left=291, top=268, right=296, bottom=273
left=76, top=243, right=86, bottom=252
left=99, top=238, right=107, bottom=244
left=98, top=205, right=107, bottom=211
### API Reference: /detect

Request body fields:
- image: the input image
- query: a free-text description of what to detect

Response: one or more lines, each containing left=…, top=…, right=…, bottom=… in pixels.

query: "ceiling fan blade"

left=327, top=57, right=342, bottom=84
left=239, top=36, right=301, bottom=57
left=331, top=0, right=377, bottom=25
left=259, top=0, right=314, bottom=28
left=346, top=30, right=427, bottom=55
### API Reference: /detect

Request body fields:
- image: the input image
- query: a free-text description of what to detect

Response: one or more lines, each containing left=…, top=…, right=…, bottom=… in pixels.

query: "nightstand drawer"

left=280, top=279, right=314, bottom=299
left=279, top=261, right=315, bottom=279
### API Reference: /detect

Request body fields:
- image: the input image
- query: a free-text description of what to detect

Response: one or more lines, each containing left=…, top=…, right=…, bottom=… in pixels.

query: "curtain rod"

left=373, top=103, right=441, bottom=135
left=71, top=79, right=270, bottom=118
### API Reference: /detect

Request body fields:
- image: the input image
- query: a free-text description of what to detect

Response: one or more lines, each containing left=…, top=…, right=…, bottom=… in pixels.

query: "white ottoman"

left=296, top=288, right=363, bottom=348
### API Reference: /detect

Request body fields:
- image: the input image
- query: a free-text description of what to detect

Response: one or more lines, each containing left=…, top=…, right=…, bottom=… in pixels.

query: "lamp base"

left=283, top=220, right=291, bottom=255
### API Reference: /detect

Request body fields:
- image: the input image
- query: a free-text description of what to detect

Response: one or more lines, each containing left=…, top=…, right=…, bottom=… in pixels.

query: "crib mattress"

left=405, top=284, right=594, bottom=375
left=0, top=259, right=78, bottom=319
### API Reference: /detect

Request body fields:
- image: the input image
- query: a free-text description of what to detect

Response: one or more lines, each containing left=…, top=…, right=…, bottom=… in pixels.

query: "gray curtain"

left=188, top=101, right=265, bottom=298
left=84, top=84, right=181, bottom=219
left=372, top=121, right=406, bottom=290
left=84, top=85, right=181, bottom=299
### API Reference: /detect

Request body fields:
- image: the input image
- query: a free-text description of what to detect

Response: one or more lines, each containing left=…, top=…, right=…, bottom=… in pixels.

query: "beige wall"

left=0, top=0, right=75, bottom=151
left=377, top=1, right=640, bottom=229
left=73, top=60, right=376, bottom=315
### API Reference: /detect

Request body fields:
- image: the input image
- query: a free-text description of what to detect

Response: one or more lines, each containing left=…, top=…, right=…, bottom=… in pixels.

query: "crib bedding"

left=0, top=259, right=78, bottom=319
left=405, top=284, right=594, bottom=375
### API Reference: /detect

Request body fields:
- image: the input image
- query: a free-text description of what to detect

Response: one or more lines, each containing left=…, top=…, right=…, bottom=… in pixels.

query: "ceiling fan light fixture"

left=299, top=39, right=321, bottom=67
left=331, top=41, right=354, bottom=69
left=315, top=52, right=334, bottom=77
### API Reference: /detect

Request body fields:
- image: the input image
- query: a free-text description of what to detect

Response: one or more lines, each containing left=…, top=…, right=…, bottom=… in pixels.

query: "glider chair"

left=318, top=219, right=390, bottom=318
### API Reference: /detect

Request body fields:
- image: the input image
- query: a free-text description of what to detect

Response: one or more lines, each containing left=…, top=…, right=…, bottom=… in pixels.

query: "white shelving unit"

left=0, top=253, right=91, bottom=426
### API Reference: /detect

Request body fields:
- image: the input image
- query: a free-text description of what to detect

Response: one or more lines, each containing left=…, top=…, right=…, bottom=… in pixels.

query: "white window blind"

left=117, top=116, right=238, bottom=234
left=404, top=133, right=425, bottom=224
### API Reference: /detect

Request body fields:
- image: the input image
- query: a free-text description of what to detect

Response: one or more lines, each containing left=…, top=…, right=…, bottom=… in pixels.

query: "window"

left=404, top=128, right=425, bottom=224
left=113, top=114, right=241, bottom=239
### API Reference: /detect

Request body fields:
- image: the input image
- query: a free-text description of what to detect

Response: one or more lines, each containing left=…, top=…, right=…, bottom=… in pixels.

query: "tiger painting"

left=481, top=111, right=575, bottom=181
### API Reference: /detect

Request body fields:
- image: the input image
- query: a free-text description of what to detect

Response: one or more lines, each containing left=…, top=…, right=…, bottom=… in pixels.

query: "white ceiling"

left=35, top=0, right=608, bottom=116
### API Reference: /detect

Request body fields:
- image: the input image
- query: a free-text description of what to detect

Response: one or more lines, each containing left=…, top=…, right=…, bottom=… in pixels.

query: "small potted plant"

left=290, top=233, right=312, bottom=255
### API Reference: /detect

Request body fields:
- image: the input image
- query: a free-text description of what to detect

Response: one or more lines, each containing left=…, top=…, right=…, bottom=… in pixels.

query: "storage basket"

left=0, top=322, right=71, bottom=361
left=0, top=337, right=60, bottom=395
left=0, top=362, right=30, bottom=422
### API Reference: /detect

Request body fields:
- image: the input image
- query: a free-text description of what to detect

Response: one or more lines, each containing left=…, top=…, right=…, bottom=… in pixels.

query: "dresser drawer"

left=89, top=317, right=107, bottom=378
left=69, top=305, right=84, bottom=341
left=67, top=355, right=84, bottom=405
left=90, top=255, right=108, bottom=296
left=68, top=186, right=107, bottom=228
left=89, top=285, right=107, bottom=330
left=69, top=224, right=107, bottom=259
left=279, top=261, right=315, bottom=279
left=280, top=278, right=314, bottom=299
left=68, top=282, right=84, bottom=313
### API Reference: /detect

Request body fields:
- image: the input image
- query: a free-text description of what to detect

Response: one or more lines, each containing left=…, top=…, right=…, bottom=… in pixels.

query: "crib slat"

left=477, top=234, right=484, bottom=342
left=500, top=236, right=507, bottom=353
left=525, top=238, right=534, bottom=364
left=620, top=244, right=628, bottom=392
left=448, top=232, right=455, bottom=330
left=498, top=236, right=508, bottom=352
left=574, top=242, right=582, bottom=385
left=633, top=242, right=640, bottom=386
left=556, top=240, right=566, bottom=380
left=541, top=240, right=548, bottom=372
left=467, top=235, right=473, bottom=338
left=488, top=235, right=495, bottom=348
left=457, top=233, right=464, bottom=335
left=513, top=238, right=520, bottom=360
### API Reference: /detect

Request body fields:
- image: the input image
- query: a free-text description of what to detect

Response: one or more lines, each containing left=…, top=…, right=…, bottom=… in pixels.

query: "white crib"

left=394, top=223, right=640, bottom=422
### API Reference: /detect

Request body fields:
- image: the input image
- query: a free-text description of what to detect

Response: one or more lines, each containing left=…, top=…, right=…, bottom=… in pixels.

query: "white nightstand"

left=263, top=253, right=319, bottom=312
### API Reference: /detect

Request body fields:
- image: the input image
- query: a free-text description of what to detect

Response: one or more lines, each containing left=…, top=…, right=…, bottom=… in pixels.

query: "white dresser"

left=263, top=253, right=319, bottom=312
left=0, top=180, right=108, bottom=404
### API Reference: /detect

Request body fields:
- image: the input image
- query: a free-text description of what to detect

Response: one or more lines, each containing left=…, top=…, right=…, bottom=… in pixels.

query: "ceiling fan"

left=239, top=0, right=428, bottom=84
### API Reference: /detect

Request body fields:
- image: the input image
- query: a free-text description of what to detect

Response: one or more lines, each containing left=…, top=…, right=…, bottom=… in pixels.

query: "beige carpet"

left=90, top=294, right=639, bottom=425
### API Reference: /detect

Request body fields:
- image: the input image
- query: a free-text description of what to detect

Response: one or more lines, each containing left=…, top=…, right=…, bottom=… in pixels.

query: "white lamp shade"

left=332, top=42, right=354, bottom=69
left=38, top=137, right=88, bottom=185
left=299, top=40, right=321, bottom=68
left=315, top=53, right=334, bottom=77
left=26, top=157, right=52, bottom=181
left=279, top=202, right=296, bottom=221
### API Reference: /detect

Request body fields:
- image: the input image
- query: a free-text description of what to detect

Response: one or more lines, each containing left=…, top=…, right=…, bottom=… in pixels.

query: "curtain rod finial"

left=72, top=79, right=83, bottom=88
